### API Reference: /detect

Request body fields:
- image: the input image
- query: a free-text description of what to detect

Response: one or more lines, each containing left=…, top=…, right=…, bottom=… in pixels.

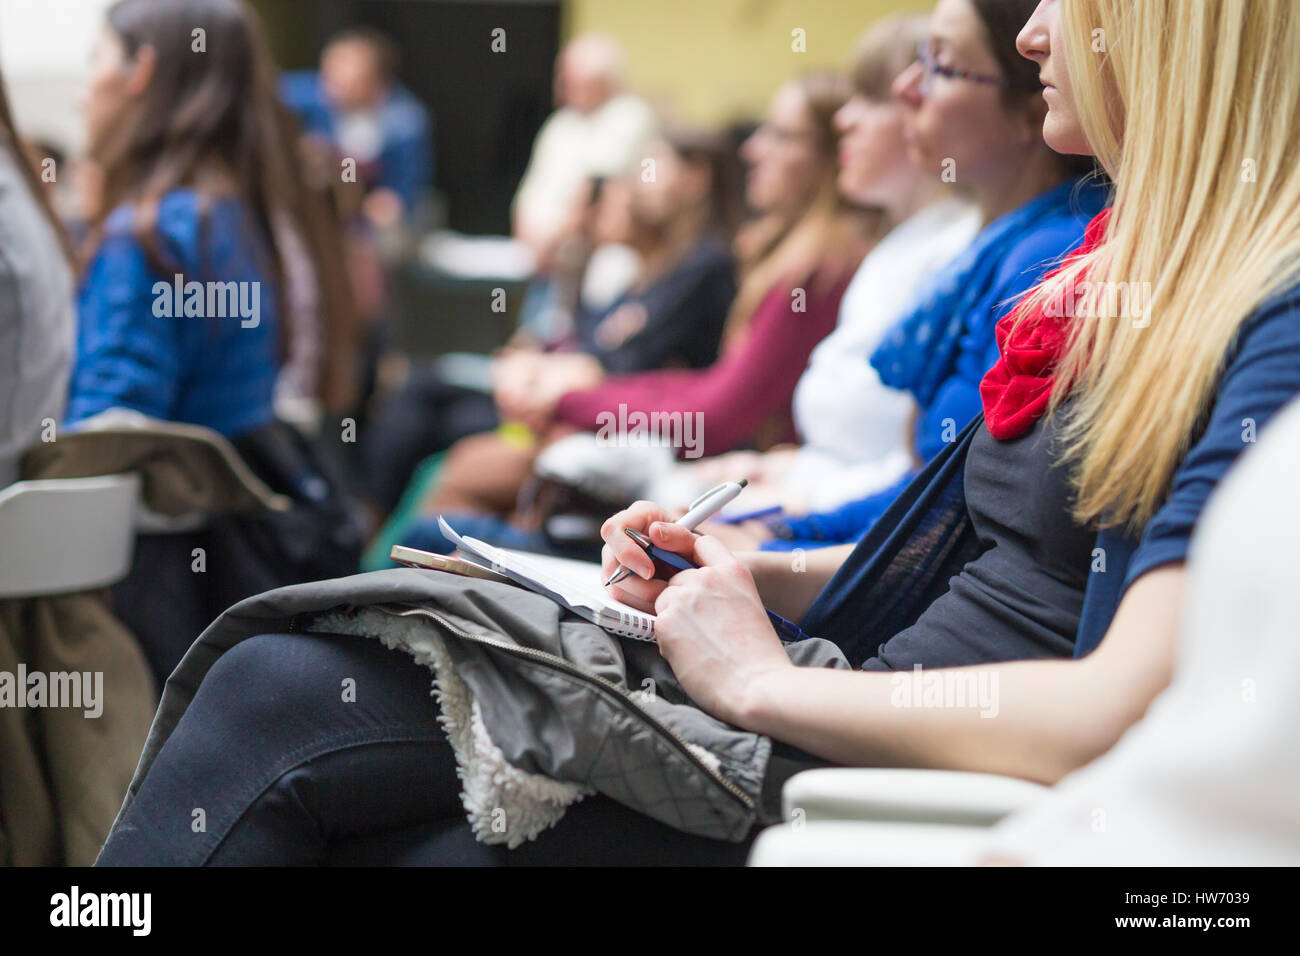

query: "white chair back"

left=0, top=473, right=141, bottom=598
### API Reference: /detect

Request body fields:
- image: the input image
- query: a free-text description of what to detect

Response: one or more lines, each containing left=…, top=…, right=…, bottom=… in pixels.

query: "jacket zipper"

left=369, top=603, right=755, bottom=812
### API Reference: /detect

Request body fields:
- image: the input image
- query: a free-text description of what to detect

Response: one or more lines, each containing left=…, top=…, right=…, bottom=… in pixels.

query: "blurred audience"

left=362, top=128, right=741, bottom=521
left=654, top=15, right=981, bottom=518
left=410, top=67, right=882, bottom=551
left=706, top=0, right=1102, bottom=551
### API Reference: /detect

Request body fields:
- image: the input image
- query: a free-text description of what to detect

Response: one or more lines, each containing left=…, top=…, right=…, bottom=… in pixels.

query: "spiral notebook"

left=437, top=517, right=657, bottom=641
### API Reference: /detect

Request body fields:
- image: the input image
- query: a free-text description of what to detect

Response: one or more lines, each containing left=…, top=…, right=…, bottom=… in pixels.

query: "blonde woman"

left=97, top=0, right=1300, bottom=866
left=600, top=0, right=1300, bottom=784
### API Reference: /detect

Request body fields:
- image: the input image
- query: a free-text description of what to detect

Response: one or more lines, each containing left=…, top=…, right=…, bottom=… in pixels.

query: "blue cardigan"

left=65, top=190, right=280, bottom=438
left=800, top=282, right=1300, bottom=668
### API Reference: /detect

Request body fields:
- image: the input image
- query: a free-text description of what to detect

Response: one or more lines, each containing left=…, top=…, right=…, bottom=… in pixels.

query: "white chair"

left=748, top=768, right=1050, bottom=866
left=749, top=821, right=994, bottom=867
left=0, top=473, right=142, bottom=598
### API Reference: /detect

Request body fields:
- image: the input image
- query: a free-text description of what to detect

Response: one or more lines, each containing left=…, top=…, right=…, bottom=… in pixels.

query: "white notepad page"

left=437, top=517, right=657, bottom=640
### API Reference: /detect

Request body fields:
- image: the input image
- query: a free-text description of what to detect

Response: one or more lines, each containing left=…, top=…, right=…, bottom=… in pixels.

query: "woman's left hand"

left=653, top=534, right=793, bottom=726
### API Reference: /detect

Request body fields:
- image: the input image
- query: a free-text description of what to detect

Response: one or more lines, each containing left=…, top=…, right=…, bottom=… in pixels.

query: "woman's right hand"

left=599, top=501, right=701, bottom=613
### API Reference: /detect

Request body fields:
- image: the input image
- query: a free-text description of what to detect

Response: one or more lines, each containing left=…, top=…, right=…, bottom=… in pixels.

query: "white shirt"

left=334, top=108, right=385, bottom=164
left=513, top=94, right=656, bottom=243
left=780, top=197, right=980, bottom=511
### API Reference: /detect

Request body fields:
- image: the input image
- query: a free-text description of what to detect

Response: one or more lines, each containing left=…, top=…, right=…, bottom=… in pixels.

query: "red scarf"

left=980, top=209, right=1112, bottom=439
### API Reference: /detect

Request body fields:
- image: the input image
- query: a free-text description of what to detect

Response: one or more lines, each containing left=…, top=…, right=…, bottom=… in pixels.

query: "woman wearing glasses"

left=706, top=0, right=1107, bottom=554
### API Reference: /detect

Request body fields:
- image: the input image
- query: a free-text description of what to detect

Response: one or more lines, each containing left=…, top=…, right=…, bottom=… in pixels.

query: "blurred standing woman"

left=0, top=74, right=75, bottom=487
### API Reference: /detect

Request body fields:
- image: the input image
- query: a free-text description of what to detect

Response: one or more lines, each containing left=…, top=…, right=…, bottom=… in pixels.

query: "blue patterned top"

left=764, top=176, right=1109, bottom=550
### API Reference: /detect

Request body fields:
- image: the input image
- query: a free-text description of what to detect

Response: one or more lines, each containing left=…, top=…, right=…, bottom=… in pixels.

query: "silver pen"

left=603, top=478, right=748, bottom=588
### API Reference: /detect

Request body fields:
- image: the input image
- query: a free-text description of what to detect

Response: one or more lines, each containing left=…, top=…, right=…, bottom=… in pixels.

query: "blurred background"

left=2, top=0, right=921, bottom=235
left=0, top=0, right=924, bottom=441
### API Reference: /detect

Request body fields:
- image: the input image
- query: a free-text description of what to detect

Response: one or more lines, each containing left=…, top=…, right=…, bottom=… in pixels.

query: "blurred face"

left=834, top=90, right=916, bottom=206
left=321, top=41, right=386, bottom=111
left=629, top=139, right=685, bottom=226
left=892, top=0, right=1041, bottom=187
left=1017, top=0, right=1092, bottom=155
left=590, top=177, right=634, bottom=245
left=555, top=51, right=613, bottom=114
left=740, top=83, right=824, bottom=216
left=79, top=25, right=145, bottom=158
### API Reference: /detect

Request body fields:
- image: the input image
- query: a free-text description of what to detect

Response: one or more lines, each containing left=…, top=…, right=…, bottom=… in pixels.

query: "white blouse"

left=780, top=197, right=981, bottom=511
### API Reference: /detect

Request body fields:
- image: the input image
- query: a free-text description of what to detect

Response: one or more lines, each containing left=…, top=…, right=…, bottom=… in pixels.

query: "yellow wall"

left=566, top=0, right=930, bottom=125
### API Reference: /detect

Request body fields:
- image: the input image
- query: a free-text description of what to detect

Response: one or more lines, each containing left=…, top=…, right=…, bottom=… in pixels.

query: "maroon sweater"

left=554, top=274, right=849, bottom=457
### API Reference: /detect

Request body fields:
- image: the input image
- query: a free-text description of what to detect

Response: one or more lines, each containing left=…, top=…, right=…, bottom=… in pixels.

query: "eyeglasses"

left=915, top=41, right=1007, bottom=97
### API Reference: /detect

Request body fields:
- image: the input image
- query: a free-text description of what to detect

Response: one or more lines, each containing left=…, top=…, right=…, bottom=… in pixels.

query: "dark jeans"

left=96, top=631, right=757, bottom=865
left=361, top=366, right=499, bottom=513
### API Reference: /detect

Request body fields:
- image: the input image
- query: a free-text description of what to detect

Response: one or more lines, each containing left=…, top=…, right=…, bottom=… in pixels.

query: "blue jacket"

left=800, top=282, right=1300, bottom=667
left=66, top=190, right=280, bottom=438
left=280, top=71, right=433, bottom=217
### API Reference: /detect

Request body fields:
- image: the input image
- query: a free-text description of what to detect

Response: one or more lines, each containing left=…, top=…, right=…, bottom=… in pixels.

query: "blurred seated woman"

left=360, top=128, right=741, bottom=520
left=419, top=70, right=878, bottom=532
left=64, top=0, right=363, bottom=686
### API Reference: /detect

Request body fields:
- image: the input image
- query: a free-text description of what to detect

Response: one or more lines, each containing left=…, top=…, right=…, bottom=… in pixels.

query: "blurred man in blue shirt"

left=281, top=27, right=433, bottom=228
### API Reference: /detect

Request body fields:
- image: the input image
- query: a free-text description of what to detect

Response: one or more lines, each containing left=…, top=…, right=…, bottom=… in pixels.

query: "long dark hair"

left=92, top=0, right=285, bottom=274
left=92, top=0, right=359, bottom=409
left=0, top=70, right=74, bottom=263
left=660, top=126, right=745, bottom=241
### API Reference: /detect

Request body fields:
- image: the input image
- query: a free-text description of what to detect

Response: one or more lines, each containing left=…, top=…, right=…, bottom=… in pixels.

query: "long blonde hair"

left=1032, top=0, right=1300, bottom=531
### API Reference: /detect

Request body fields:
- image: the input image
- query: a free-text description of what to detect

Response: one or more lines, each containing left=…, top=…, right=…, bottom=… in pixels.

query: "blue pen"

left=712, top=504, right=784, bottom=526
left=622, top=528, right=809, bottom=643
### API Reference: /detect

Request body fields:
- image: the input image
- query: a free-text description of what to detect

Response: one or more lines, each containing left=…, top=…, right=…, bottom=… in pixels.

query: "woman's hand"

left=495, top=352, right=606, bottom=433
left=493, top=351, right=544, bottom=422
left=653, top=535, right=792, bottom=726
left=599, top=500, right=683, bottom=612
left=600, top=504, right=792, bottom=724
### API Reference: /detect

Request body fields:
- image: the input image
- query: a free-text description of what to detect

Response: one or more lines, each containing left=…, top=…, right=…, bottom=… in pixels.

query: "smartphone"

left=389, top=545, right=513, bottom=585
